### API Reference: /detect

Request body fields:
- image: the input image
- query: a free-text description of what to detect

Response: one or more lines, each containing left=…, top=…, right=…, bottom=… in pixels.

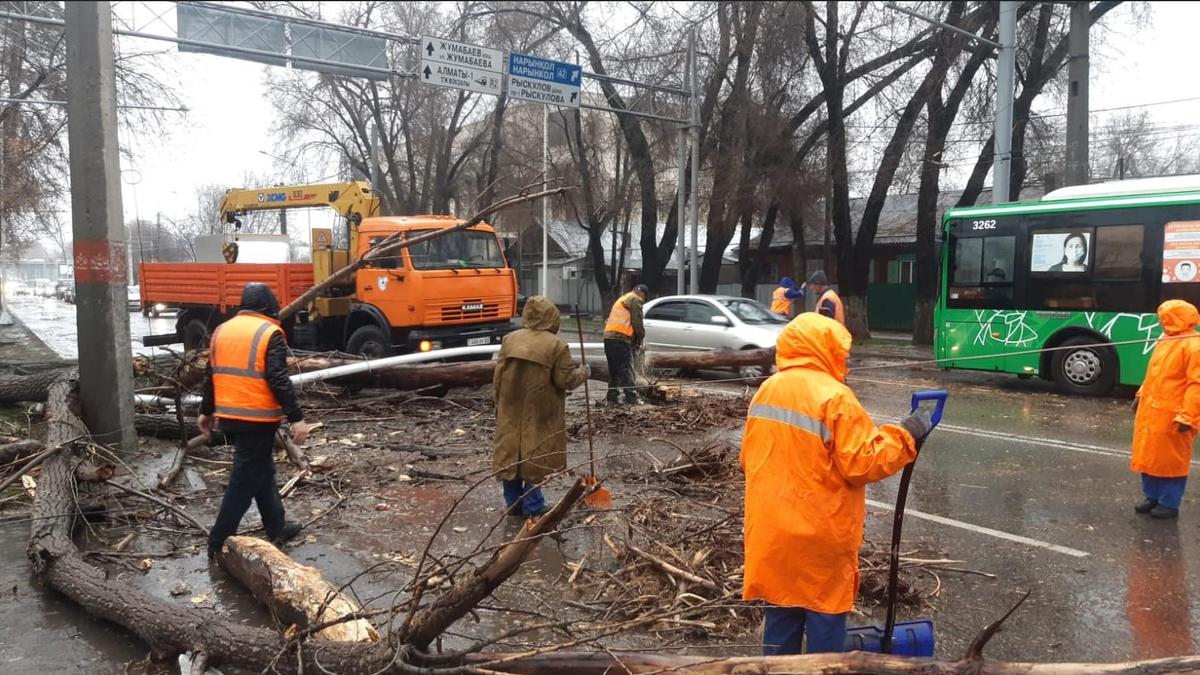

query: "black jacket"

left=201, top=325, right=304, bottom=431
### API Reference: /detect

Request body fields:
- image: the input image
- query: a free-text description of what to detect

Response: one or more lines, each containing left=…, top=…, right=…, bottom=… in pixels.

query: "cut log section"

left=218, top=536, right=379, bottom=643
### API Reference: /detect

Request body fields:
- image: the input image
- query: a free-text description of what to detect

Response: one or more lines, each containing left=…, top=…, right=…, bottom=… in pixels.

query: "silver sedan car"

left=642, top=294, right=788, bottom=378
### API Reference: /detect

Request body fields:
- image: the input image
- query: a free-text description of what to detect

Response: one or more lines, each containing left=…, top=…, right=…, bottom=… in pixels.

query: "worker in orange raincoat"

left=740, top=313, right=931, bottom=655
left=1131, top=299, right=1200, bottom=519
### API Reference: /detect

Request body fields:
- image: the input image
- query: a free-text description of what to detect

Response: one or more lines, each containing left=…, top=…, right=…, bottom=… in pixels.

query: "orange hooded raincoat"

left=1131, top=300, right=1200, bottom=478
left=740, top=313, right=917, bottom=614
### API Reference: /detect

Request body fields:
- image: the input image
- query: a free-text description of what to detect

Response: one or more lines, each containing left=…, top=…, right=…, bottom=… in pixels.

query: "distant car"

left=642, top=294, right=788, bottom=378
left=8, top=280, right=28, bottom=296
left=34, top=280, right=54, bottom=298
left=54, top=278, right=73, bottom=301
left=61, top=285, right=75, bottom=304
left=127, top=284, right=141, bottom=312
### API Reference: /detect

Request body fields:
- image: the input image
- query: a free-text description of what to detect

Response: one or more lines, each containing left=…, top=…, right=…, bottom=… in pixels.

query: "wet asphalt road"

left=846, top=360, right=1191, bottom=663
left=4, top=293, right=177, bottom=359
left=0, top=298, right=1196, bottom=666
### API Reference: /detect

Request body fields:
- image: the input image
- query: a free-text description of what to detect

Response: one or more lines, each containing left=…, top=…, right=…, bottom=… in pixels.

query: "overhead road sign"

left=506, top=51, right=582, bottom=108
left=421, top=35, right=503, bottom=73
left=421, top=62, right=502, bottom=96
left=420, top=35, right=503, bottom=97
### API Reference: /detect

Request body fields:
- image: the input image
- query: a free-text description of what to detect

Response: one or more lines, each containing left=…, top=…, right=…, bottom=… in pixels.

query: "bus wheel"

left=183, top=318, right=211, bottom=352
left=1051, top=336, right=1116, bottom=395
left=347, top=325, right=392, bottom=359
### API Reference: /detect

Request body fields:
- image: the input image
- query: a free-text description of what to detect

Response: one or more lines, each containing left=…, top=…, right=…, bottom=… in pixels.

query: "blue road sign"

left=507, top=52, right=581, bottom=86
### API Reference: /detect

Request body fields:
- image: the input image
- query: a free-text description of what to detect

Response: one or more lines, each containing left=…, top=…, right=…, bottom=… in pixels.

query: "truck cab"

left=326, top=216, right=517, bottom=356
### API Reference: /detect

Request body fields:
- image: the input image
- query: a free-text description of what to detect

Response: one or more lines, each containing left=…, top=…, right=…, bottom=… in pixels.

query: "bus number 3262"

left=971, top=219, right=997, bottom=230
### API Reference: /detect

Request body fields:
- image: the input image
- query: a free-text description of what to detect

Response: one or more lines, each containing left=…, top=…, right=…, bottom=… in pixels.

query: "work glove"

left=197, top=413, right=214, bottom=436
left=580, top=364, right=592, bottom=379
left=1178, top=422, right=1192, bottom=434
left=899, top=408, right=934, bottom=442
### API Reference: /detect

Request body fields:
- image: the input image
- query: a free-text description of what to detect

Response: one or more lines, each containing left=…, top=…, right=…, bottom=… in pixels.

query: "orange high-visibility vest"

left=210, top=312, right=285, bottom=423
left=771, top=287, right=791, bottom=315
left=818, top=288, right=845, bottom=325
left=604, top=292, right=637, bottom=336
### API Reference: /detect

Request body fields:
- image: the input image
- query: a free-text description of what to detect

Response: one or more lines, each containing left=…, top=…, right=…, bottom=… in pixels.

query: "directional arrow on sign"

left=425, top=41, right=435, bottom=56
left=423, top=65, right=432, bottom=79
left=570, top=92, right=578, bottom=103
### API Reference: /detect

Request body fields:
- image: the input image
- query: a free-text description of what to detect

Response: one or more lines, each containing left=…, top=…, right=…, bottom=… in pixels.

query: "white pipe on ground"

left=135, top=342, right=612, bottom=408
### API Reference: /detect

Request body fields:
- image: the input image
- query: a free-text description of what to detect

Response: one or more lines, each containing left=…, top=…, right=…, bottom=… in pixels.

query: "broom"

left=575, top=305, right=612, bottom=510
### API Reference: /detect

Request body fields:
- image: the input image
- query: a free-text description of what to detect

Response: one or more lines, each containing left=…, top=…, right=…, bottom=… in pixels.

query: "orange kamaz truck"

left=140, top=181, right=518, bottom=356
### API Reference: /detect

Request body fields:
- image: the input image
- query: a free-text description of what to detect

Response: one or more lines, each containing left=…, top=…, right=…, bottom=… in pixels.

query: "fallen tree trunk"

left=218, top=536, right=379, bottom=642
left=288, top=347, right=774, bottom=393
left=134, top=414, right=226, bottom=445
left=456, top=651, right=1200, bottom=674
left=0, top=365, right=76, bottom=404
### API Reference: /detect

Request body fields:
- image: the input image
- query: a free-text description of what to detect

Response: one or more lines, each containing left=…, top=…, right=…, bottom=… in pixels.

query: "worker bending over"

left=603, top=284, right=647, bottom=406
left=1131, top=299, right=1200, bottom=519
left=493, top=297, right=588, bottom=518
left=771, top=277, right=803, bottom=317
left=740, top=313, right=931, bottom=654
left=202, top=283, right=309, bottom=559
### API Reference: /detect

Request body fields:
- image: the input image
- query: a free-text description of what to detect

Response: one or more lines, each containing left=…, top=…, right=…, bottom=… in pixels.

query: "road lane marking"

left=865, top=499, right=1090, bottom=558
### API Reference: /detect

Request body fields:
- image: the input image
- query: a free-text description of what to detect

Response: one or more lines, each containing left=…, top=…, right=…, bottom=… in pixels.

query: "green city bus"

left=935, top=176, right=1200, bottom=394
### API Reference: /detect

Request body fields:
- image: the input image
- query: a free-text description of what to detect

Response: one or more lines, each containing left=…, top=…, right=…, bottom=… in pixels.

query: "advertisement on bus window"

left=1030, top=231, right=1090, bottom=273
left=1163, top=221, right=1200, bottom=283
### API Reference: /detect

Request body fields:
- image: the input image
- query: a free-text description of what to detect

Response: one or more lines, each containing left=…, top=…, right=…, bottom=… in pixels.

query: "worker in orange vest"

left=805, top=271, right=845, bottom=325
left=200, top=283, right=310, bottom=559
left=740, top=313, right=931, bottom=654
left=603, top=284, right=648, bottom=405
left=1131, top=299, right=1200, bottom=519
left=770, top=277, right=802, bottom=317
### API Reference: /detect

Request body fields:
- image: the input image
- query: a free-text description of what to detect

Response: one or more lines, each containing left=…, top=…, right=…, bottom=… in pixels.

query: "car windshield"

left=719, top=298, right=786, bottom=324
left=407, top=229, right=504, bottom=270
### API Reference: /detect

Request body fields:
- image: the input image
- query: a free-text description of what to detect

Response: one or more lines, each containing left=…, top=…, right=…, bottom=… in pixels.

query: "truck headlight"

left=419, top=340, right=439, bottom=352
left=154, top=303, right=167, bottom=312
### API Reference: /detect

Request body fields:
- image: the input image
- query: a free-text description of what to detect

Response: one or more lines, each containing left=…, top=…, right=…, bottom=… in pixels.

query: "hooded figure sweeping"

left=1131, top=299, right=1200, bottom=519
left=493, top=296, right=588, bottom=518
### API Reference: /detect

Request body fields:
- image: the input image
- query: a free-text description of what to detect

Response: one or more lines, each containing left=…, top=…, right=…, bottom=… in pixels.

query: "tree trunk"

left=218, top=536, right=380, bottom=642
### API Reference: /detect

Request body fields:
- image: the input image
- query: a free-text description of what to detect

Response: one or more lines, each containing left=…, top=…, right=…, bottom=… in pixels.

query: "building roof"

left=750, top=186, right=1046, bottom=251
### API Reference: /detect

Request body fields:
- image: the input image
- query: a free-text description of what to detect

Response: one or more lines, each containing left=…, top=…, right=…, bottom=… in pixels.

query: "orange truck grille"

left=428, top=297, right=507, bottom=323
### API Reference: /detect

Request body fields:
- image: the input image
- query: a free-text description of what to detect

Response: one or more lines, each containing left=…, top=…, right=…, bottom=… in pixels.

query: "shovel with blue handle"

left=844, top=389, right=947, bottom=657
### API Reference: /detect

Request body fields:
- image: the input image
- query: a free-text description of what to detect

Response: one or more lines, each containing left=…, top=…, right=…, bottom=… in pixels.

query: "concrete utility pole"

left=676, top=128, right=686, bottom=295
left=687, top=28, right=700, bottom=295
left=992, top=1, right=1016, bottom=204
left=1064, top=1, right=1090, bottom=186
left=541, top=104, right=549, bottom=297
left=65, top=1, right=135, bottom=449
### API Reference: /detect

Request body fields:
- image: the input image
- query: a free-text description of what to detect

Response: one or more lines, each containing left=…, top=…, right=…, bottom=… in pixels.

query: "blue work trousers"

left=762, top=605, right=848, bottom=655
left=502, top=479, right=546, bottom=516
left=1142, top=473, right=1188, bottom=509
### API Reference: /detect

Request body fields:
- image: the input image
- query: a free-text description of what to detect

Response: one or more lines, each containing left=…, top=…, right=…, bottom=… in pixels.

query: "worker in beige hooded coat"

left=493, top=296, right=588, bottom=517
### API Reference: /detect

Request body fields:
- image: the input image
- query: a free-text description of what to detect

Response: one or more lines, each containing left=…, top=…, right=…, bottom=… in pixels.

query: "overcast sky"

left=114, top=1, right=1200, bottom=247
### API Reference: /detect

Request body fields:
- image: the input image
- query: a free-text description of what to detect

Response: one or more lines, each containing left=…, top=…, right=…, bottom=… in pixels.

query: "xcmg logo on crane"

left=256, top=191, right=317, bottom=203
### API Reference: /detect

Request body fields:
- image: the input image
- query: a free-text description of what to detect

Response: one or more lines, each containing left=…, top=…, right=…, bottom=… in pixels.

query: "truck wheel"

left=347, top=325, right=391, bottom=359
left=1050, top=336, right=1117, bottom=395
left=183, top=318, right=211, bottom=352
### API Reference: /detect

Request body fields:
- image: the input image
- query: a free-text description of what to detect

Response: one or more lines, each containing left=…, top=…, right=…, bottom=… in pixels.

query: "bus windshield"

left=407, top=229, right=504, bottom=270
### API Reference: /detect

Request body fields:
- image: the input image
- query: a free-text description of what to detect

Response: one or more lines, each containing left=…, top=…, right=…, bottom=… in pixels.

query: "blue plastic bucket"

left=844, top=620, right=934, bottom=656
